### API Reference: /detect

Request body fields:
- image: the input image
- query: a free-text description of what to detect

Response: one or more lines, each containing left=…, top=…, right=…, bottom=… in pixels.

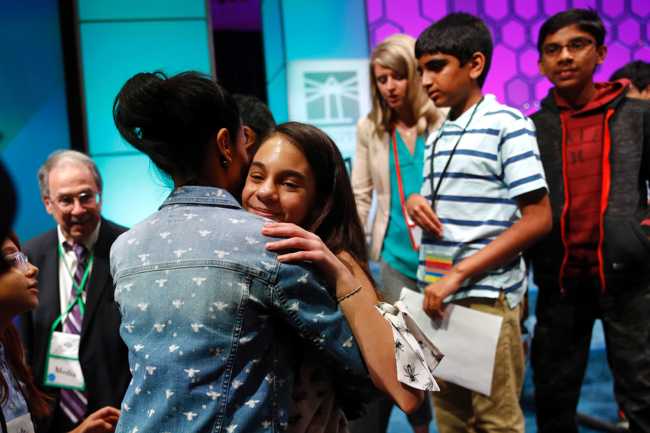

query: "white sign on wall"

left=287, top=59, right=371, bottom=162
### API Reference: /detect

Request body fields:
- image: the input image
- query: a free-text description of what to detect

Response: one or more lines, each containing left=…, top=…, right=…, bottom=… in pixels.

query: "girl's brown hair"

left=270, top=122, right=374, bottom=285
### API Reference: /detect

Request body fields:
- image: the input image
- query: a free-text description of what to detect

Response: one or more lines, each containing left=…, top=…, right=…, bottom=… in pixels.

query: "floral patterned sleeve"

left=376, top=302, right=444, bottom=391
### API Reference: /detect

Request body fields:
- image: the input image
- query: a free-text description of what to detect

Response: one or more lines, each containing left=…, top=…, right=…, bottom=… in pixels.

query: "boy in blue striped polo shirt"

left=406, top=13, right=552, bottom=433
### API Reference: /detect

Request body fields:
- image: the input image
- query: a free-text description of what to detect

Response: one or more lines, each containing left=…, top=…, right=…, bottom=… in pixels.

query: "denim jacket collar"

left=160, top=185, right=242, bottom=210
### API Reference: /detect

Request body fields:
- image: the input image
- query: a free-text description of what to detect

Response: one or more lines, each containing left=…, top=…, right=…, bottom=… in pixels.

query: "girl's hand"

left=261, top=222, right=355, bottom=292
left=70, top=406, right=120, bottom=433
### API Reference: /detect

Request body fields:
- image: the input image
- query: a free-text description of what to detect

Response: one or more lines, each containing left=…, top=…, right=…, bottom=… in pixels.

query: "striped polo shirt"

left=417, top=94, right=547, bottom=308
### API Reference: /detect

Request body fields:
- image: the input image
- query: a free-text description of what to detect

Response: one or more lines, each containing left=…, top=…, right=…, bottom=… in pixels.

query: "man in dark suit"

left=19, top=150, right=129, bottom=433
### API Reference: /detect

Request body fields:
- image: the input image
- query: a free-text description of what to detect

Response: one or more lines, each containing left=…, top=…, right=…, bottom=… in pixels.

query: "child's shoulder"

left=481, top=99, right=528, bottom=125
left=479, top=99, right=534, bottom=138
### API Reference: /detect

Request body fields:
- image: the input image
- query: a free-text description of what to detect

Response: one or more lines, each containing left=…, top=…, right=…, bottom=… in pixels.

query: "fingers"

left=275, top=250, right=327, bottom=263
left=88, top=406, right=120, bottom=420
left=407, top=195, right=443, bottom=237
left=261, top=222, right=316, bottom=239
left=412, top=206, right=443, bottom=237
left=265, top=236, right=322, bottom=253
left=84, top=420, right=114, bottom=433
left=423, top=286, right=445, bottom=320
left=70, top=407, right=120, bottom=433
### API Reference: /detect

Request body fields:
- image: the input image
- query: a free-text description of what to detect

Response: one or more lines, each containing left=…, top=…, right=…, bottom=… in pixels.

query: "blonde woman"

left=350, top=34, right=444, bottom=433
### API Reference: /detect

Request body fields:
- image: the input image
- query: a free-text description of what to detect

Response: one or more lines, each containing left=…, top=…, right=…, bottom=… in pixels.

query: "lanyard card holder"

left=44, top=247, right=93, bottom=390
left=44, top=330, right=85, bottom=391
left=421, top=244, right=453, bottom=284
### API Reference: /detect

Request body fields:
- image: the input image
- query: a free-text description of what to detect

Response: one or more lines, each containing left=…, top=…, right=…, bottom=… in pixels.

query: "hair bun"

left=113, top=71, right=240, bottom=182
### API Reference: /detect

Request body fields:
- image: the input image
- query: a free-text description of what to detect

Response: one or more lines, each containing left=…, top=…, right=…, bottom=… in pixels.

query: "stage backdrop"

left=262, top=0, right=370, bottom=161
left=365, top=0, right=650, bottom=114
left=76, top=0, right=214, bottom=227
left=0, top=0, right=71, bottom=241
left=262, top=0, right=650, bottom=166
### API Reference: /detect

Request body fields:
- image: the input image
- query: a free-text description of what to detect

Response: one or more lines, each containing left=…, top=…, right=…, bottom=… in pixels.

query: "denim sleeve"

left=271, top=262, right=368, bottom=379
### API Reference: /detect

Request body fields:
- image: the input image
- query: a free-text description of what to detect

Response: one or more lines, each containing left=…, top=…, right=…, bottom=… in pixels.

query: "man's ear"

left=43, top=195, right=54, bottom=215
left=468, top=52, right=487, bottom=82
left=216, top=128, right=232, bottom=166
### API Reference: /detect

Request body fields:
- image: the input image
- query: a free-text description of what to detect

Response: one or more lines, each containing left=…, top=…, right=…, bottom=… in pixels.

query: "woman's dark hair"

left=113, top=71, right=240, bottom=182
left=537, top=9, right=606, bottom=54
left=1, top=232, right=51, bottom=419
left=271, top=122, right=372, bottom=282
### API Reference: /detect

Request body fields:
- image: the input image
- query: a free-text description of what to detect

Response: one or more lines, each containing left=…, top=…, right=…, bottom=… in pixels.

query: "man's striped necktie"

left=59, top=242, right=88, bottom=424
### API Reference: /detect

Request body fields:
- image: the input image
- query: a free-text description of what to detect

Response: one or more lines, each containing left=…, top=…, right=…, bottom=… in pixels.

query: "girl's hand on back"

left=262, top=222, right=356, bottom=293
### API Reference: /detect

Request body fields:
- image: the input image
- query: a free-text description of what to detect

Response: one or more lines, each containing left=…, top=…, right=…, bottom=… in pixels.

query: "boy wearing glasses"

left=529, top=9, right=650, bottom=433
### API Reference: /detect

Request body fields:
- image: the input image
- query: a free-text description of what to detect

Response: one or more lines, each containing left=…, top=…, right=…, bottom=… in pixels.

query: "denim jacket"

left=110, top=186, right=369, bottom=433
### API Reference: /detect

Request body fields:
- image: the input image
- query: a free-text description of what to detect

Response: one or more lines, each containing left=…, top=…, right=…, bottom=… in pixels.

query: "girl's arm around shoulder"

left=263, top=223, right=424, bottom=413
left=334, top=254, right=424, bottom=414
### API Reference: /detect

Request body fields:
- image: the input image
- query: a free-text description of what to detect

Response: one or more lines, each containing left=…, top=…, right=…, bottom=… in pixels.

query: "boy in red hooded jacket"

left=529, top=8, right=650, bottom=433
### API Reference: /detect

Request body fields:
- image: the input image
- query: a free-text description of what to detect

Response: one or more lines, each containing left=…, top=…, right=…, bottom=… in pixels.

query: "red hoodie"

left=554, top=81, right=627, bottom=285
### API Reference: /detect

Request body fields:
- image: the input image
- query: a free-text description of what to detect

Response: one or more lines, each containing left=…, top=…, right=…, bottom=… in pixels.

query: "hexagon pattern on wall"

left=366, top=0, right=650, bottom=113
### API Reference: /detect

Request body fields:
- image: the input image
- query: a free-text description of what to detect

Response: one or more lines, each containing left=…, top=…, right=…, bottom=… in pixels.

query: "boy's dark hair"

left=610, top=60, right=650, bottom=91
left=233, top=94, right=276, bottom=145
left=537, top=9, right=606, bottom=54
left=415, top=12, right=493, bottom=87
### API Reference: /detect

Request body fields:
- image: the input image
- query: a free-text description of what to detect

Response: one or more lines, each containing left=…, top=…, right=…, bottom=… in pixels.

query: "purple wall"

left=211, top=0, right=260, bottom=31
left=366, top=0, right=650, bottom=113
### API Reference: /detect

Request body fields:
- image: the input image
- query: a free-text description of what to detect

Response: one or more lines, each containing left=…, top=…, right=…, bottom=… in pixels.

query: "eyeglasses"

left=4, top=251, right=30, bottom=273
left=50, top=191, right=100, bottom=211
left=542, top=37, right=594, bottom=57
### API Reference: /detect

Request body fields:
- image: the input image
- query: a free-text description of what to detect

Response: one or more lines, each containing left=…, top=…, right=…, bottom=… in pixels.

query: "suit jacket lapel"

left=80, top=221, right=110, bottom=340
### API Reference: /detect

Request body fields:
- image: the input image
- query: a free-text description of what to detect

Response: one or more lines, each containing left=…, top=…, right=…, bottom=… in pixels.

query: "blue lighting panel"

left=94, top=154, right=173, bottom=227
left=262, top=0, right=288, bottom=123
left=80, top=20, right=212, bottom=155
left=78, top=0, right=205, bottom=21
left=262, top=0, right=369, bottom=124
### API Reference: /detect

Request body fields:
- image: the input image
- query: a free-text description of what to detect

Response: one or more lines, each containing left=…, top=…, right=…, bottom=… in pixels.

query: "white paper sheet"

left=399, top=288, right=503, bottom=396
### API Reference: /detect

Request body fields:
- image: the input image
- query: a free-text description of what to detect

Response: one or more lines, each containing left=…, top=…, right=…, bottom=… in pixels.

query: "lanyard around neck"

left=429, top=97, right=484, bottom=208
left=53, top=244, right=94, bottom=330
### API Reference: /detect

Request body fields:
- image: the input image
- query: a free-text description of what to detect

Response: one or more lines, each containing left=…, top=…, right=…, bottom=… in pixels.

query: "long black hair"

left=113, top=71, right=240, bottom=183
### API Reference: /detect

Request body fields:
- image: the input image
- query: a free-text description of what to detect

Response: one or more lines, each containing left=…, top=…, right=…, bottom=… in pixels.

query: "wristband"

left=336, top=285, right=362, bottom=303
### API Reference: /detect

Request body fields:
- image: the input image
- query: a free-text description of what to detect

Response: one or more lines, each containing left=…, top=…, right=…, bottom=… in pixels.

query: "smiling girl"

left=242, top=122, right=428, bottom=433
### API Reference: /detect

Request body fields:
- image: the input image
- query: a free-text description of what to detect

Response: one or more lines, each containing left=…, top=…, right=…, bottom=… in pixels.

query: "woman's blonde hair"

left=368, top=34, right=439, bottom=136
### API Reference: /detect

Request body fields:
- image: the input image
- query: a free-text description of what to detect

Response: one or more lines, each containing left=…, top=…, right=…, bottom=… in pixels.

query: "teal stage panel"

left=94, top=154, right=173, bottom=227
left=80, top=20, right=212, bottom=155
left=76, top=0, right=213, bottom=227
